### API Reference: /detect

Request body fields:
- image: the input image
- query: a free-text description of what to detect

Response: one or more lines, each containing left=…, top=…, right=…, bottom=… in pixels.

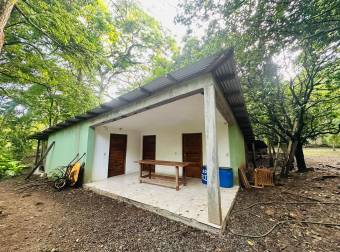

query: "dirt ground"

left=0, top=155, right=339, bottom=252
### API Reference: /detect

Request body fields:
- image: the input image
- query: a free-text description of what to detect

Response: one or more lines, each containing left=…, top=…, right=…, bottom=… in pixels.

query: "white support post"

left=204, top=84, right=222, bottom=225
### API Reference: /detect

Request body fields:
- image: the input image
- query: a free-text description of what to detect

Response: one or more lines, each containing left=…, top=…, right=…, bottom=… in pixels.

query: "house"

left=32, top=48, right=254, bottom=232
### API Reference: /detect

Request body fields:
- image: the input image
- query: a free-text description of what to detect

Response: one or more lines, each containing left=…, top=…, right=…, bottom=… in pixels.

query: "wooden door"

left=108, top=134, right=127, bottom=177
left=142, top=135, right=156, bottom=172
left=182, top=133, right=202, bottom=178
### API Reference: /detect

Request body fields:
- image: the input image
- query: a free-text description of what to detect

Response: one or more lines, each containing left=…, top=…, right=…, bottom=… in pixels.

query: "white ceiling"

left=103, top=94, right=225, bottom=131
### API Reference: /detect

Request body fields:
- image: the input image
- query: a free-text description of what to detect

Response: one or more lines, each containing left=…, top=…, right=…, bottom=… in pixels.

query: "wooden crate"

left=254, top=168, right=274, bottom=187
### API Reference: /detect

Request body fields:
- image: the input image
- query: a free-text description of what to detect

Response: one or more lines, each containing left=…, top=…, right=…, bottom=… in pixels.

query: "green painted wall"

left=46, top=121, right=93, bottom=182
left=84, top=127, right=95, bottom=182
left=228, top=124, right=246, bottom=184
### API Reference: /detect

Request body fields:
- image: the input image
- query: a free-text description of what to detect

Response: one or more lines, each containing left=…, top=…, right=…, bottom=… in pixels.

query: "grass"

left=304, top=147, right=340, bottom=158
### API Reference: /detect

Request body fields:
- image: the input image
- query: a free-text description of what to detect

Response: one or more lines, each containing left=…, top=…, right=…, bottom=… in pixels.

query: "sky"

left=137, top=0, right=187, bottom=44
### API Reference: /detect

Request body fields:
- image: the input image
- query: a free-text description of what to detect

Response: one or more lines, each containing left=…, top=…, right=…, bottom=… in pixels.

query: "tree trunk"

left=0, top=0, right=17, bottom=54
left=251, top=142, right=256, bottom=168
left=268, top=141, right=274, bottom=167
left=272, top=145, right=276, bottom=155
left=295, top=142, right=307, bottom=172
left=280, top=140, right=297, bottom=177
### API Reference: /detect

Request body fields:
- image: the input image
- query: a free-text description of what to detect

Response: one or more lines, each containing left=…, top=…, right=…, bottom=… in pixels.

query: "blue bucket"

left=201, top=166, right=233, bottom=188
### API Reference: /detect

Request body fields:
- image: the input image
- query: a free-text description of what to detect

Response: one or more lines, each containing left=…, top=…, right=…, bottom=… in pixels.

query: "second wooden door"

left=182, top=133, right=202, bottom=178
left=142, top=135, right=156, bottom=172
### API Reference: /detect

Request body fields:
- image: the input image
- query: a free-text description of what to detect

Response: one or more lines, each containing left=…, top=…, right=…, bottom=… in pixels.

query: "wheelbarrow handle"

left=74, top=152, right=86, bottom=164
left=67, top=153, right=79, bottom=167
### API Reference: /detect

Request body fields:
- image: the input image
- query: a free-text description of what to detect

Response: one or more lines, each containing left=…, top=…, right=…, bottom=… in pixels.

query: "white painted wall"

left=141, top=110, right=230, bottom=176
left=91, top=126, right=141, bottom=181
left=90, top=94, right=230, bottom=181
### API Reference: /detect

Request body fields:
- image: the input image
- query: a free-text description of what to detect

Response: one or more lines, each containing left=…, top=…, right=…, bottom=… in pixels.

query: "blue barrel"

left=201, top=166, right=233, bottom=188
left=219, top=167, right=233, bottom=188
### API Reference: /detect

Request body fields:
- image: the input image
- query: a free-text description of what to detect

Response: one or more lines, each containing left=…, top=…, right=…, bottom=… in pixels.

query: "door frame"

left=107, top=133, right=127, bottom=177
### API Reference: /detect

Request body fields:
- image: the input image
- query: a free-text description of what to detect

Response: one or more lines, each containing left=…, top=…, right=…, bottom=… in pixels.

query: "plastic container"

left=219, top=167, right=233, bottom=188
left=201, top=166, right=233, bottom=188
left=201, top=165, right=207, bottom=184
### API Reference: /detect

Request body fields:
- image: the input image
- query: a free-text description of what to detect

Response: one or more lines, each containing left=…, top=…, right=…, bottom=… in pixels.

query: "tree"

left=247, top=47, right=339, bottom=174
left=0, top=0, right=17, bottom=53
left=0, top=0, right=178, bottom=165
left=1, top=0, right=115, bottom=125
left=1, top=0, right=114, bottom=162
left=176, top=0, right=340, bottom=174
left=96, top=0, right=178, bottom=98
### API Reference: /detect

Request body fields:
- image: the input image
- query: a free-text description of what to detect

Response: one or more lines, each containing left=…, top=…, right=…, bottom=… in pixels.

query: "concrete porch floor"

left=85, top=172, right=239, bottom=233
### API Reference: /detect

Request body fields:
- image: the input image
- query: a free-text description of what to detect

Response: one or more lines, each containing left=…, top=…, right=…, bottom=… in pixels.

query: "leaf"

left=247, top=240, right=254, bottom=246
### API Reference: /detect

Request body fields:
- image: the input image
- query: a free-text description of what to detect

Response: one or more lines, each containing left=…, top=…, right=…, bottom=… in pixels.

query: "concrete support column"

left=203, top=85, right=222, bottom=225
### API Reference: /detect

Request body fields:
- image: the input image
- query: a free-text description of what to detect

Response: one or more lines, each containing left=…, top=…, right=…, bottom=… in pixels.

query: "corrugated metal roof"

left=31, top=48, right=254, bottom=143
left=212, top=56, right=254, bottom=142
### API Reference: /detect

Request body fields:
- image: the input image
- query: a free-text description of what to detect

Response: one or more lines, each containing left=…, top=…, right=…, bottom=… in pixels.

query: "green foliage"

left=1, top=0, right=109, bottom=162
left=1, top=0, right=109, bottom=128
left=176, top=0, right=339, bottom=171
left=176, top=0, right=340, bottom=143
left=48, top=165, right=67, bottom=180
left=98, top=0, right=179, bottom=96
left=0, top=0, right=178, bottom=164
left=0, top=152, right=25, bottom=178
left=320, top=134, right=340, bottom=148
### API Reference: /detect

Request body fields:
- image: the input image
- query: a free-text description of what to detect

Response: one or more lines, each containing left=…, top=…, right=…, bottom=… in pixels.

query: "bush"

left=0, top=154, right=25, bottom=179
left=48, top=166, right=67, bottom=180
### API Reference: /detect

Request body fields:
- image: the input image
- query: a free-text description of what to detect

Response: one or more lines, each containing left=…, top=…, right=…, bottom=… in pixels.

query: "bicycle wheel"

left=54, top=178, right=67, bottom=191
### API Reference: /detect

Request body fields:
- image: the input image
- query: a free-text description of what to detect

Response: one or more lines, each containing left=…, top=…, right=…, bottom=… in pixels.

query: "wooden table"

left=135, top=160, right=191, bottom=191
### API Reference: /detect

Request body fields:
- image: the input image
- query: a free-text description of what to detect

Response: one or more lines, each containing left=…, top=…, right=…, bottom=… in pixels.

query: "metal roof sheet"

left=31, top=48, right=254, bottom=143
left=212, top=55, right=254, bottom=142
left=145, top=76, right=174, bottom=91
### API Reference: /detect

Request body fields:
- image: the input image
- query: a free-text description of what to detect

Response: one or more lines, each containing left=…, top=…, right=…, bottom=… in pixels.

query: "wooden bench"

left=135, top=160, right=191, bottom=191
